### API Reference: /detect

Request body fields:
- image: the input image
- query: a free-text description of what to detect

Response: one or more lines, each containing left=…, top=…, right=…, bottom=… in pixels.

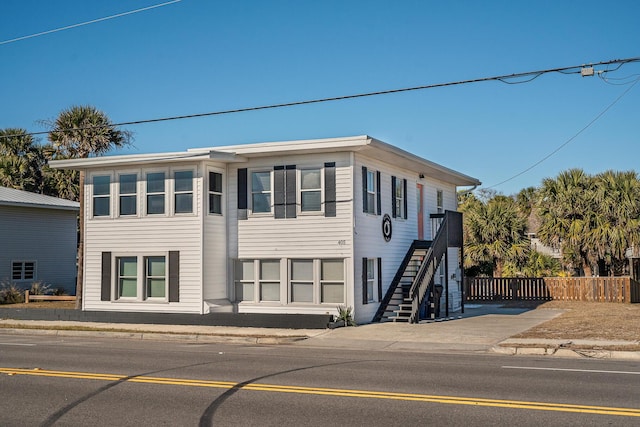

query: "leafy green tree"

left=460, top=193, right=529, bottom=277
left=45, top=106, right=133, bottom=308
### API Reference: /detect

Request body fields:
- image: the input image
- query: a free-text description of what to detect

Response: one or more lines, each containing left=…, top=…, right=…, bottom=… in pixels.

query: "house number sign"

left=382, top=214, right=392, bottom=242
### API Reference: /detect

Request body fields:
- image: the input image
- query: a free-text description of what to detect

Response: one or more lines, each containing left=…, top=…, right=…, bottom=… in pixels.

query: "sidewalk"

left=2, top=304, right=639, bottom=359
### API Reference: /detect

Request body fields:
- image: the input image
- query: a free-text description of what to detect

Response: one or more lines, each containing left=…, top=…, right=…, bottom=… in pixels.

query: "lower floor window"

left=234, top=258, right=344, bottom=304
left=12, top=261, right=35, bottom=281
left=363, top=257, right=381, bottom=304
left=116, top=255, right=166, bottom=300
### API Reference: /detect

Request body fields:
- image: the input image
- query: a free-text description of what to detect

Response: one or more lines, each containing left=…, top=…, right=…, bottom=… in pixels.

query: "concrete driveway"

left=297, top=304, right=565, bottom=353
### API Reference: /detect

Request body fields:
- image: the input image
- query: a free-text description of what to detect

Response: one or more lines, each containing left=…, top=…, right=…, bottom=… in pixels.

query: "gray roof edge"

left=0, top=187, right=79, bottom=210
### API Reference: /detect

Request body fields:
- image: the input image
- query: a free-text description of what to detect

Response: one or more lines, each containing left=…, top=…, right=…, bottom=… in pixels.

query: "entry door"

left=416, top=183, right=424, bottom=240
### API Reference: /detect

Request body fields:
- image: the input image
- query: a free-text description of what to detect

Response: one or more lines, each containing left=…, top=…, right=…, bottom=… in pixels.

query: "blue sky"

left=1, top=0, right=639, bottom=195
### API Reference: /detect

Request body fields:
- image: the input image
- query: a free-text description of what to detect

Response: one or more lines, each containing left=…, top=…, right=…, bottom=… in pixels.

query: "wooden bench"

left=24, top=291, right=76, bottom=304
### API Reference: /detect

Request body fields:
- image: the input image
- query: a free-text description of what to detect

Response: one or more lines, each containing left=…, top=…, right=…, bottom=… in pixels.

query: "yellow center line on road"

left=2, top=367, right=640, bottom=417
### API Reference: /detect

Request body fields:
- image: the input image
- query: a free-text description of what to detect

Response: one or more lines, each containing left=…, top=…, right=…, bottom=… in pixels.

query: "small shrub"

left=52, top=287, right=68, bottom=296
left=29, top=281, right=52, bottom=296
left=0, top=281, right=25, bottom=304
left=335, top=305, right=357, bottom=326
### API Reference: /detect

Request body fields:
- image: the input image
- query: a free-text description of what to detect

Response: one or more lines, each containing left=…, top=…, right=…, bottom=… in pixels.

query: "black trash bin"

left=433, top=284, right=443, bottom=318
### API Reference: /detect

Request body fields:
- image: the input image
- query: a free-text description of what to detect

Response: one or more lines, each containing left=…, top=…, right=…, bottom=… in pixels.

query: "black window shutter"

left=376, top=171, right=381, bottom=215
left=377, top=258, right=382, bottom=302
left=285, top=165, right=296, bottom=218
left=168, top=251, right=179, bottom=302
left=362, top=258, right=368, bottom=305
left=324, top=162, right=336, bottom=217
left=237, top=168, right=247, bottom=210
left=403, top=179, right=408, bottom=219
left=273, top=166, right=285, bottom=218
left=362, top=166, right=368, bottom=213
left=391, top=176, right=397, bottom=218
left=101, top=252, right=111, bottom=301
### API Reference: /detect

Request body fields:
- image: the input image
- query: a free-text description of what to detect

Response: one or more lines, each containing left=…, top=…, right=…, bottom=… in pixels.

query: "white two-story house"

left=51, top=136, right=480, bottom=324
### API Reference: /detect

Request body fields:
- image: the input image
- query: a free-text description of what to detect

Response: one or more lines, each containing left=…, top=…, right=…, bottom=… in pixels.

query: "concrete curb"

left=0, top=327, right=309, bottom=345
left=492, top=345, right=640, bottom=360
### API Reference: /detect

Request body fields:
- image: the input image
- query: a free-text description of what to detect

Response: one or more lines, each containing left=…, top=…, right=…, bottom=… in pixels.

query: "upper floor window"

left=362, top=166, right=380, bottom=215
left=174, top=170, right=193, bottom=214
left=251, top=171, right=271, bottom=213
left=300, top=168, right=321, bottom=212
left=209, top=171, right=223, bottom=215
left=119, top=174, right=137, bottom=216
left=437, top=189, right=444, bottom=213
left=93, top=175, right=110, bottom=217
left=12, top=261, right=35, bottom=281
left=366, top=170, right=376, bottom=213
left=146, top=172, right=165, bottom=215
left=392, top=176, right=407, bottom=219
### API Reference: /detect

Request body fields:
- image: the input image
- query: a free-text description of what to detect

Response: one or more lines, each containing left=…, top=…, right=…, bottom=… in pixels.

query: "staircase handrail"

left=408, top=212, right=450, bottom=323
left=372, top=239, right=431, bottom=323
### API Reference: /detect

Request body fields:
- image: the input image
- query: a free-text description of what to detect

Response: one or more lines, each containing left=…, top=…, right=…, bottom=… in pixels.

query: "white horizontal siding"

left=230, top=153, right=354, bottom=260
left=0, top=205, right=77, bottom=292
left=353, top=153, right=421, bottom=323
left=83, top=168, right=204, bottom=313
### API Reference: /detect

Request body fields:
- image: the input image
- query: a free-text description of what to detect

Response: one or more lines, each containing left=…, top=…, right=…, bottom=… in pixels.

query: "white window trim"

left=11, top=260, right=36, bottom=281
left=394, top=177, right=405, bottom=220
left=90, top=172, right=114, bottom=219
left=297, top=167, right=324, bottom=216
left=172, top=167, right=197, bottom=216
left=436, top=189, right=444, bottom=213
left=113, top=253, right=168, bottom=302
left=116, top=169, right=140, bottom=218
left=365, top=169, right=377, bottom=215
left=249, top=169, right=273, bottom=216
left=320, top=259, right=345, bottom=304
left=207, top=167, right=224, bottom=216
left=366, top=258, right=376, bottom=303
left=289, top=258, right=316, bottom=304
left=144, top=168, right=169, bottom=217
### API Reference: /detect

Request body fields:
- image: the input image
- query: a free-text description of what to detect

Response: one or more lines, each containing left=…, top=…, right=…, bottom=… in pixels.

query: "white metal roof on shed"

left=0, top=186, right=79, bottom=211
left=49, top=135, right=481, bottom=187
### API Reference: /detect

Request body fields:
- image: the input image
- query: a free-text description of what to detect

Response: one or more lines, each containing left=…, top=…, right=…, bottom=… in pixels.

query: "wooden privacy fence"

left=464, top=277, right=640, bottom=303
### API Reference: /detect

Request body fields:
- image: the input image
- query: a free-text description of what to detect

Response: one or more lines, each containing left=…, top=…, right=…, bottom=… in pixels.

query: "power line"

left=1, top=56, right=639, bottom=141
left=485, top=76, right=640, bottom=190
left=0, top=0, right=182, bottom=46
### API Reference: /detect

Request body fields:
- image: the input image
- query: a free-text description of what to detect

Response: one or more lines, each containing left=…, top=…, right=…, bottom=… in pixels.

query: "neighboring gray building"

left=0, top=186, right=79, bottom=293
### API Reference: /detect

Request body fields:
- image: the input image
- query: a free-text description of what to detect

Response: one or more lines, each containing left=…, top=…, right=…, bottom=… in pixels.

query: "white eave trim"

left=49, top=151, right=247, bottom=169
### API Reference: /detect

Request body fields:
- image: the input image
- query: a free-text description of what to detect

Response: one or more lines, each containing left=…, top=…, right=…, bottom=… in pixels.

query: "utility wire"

left=0, top=0, right=182, bottom=46
left=485, top=76, right=640, bottom=190
left=1, top=57, right=639, bottom=140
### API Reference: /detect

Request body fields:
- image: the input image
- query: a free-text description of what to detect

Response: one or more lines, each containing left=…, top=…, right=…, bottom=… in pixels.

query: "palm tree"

left=0, top=128, right=46, bottom=193
left=591, top=170, right=640, bottom=275
left=460, top=193, right=530, bottom=277
left=537, top=169, right=596, bottom=276
left=46, top=106, right=133, bottom=308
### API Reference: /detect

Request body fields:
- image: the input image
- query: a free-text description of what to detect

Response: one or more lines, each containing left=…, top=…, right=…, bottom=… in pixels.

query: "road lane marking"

left=0, top=343, right=36, bottom=346
left=2, top=367, right=640, bottom=417
left=503, top=366, right=640, bottom=375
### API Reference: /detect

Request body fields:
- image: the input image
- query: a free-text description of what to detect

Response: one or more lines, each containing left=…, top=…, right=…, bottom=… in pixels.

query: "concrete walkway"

left=1, top=304, right=639, bottom=359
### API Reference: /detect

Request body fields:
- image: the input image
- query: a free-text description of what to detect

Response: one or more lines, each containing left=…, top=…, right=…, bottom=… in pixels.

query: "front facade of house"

left=0, top=186, right=79, bottom=293
left=52, top=136, right=479, bottom=324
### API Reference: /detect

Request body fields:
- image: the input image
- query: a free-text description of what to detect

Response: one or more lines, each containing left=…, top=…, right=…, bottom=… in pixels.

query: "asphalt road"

left=1, top=333, right=639, bottom=426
